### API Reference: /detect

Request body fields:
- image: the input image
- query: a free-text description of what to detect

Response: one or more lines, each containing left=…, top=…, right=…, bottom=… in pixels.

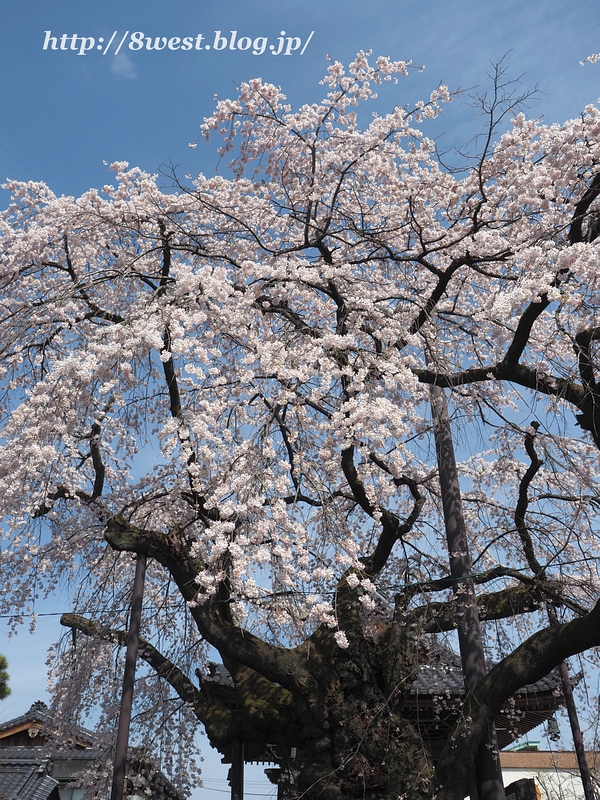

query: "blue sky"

left=2, top=0, right=600, bottom=200
left=1, top=0, right=600, bottom=797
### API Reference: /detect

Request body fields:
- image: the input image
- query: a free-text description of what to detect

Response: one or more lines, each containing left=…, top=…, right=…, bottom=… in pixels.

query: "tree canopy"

left=2, top=54, right=600, bottom=799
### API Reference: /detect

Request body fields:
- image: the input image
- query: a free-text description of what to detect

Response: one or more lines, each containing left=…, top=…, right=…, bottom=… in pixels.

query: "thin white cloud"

left=111, top=53, right=137, bottom=80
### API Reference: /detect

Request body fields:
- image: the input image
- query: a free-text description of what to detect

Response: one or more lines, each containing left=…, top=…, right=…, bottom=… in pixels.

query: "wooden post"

left=430, top=384, right=505, bottom=800
left=230, top=739, right=245, bottom=800
left=111, top=552, right=148, bottom=800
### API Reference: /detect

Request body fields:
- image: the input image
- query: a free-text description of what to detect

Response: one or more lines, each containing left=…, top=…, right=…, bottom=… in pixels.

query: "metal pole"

left=111, top=551, right=148, bottom=800
left=546, top=605, right=597, bottom=800
left=430, top=384, right=505, bottom=800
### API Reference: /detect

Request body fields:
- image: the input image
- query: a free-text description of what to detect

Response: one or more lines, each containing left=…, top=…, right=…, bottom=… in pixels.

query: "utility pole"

left=111, top=552, right=148, bottom=800
left=430, top=384, right=505, bottom=800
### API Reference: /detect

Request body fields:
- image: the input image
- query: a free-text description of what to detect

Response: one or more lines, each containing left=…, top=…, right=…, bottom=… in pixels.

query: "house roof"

left=402, top=663, right=564, bottom=755
left=0, top=701, right=95, bottom=749
left=0, top=703, right=185, bottom=800
left=201, top=659, right=566, bottom=764
left=0, top=747, right=59, bottom=800
left=410, top=663, right=561, bottom=697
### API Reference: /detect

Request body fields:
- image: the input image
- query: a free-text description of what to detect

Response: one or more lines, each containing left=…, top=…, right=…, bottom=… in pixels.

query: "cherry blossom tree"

left=2, top=53, right=600, bottom=799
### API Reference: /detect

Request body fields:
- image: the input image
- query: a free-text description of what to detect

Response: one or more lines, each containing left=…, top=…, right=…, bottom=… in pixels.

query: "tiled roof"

left=411, top=663, right=561, bottom=696
left=0, top=702, right=52, bottom=735
left=0, top=748, right=59, bottom=800
left=203, top=660, right=561, bottom=697
left=0, top=704, right=186, bottom=800
left=0, top=700, right=95, bottom=747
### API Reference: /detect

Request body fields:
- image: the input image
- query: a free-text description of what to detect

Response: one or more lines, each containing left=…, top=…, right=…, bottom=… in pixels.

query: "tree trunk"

left=231, top=627, right=436, bottom=800
left=292, top=651, right=435, bottom=799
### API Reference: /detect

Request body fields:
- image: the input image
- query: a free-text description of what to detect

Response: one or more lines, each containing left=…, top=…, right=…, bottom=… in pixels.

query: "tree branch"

left=60, top=612, right=246, bottom=752
left=435, top=598, right=600, bottom=800
left=341, top=446, right=425, bottom=575
left=569, top=173, right=600, bottom=245
left=404, top=583, right=543, bottom=633
left=61, top=613, right=201, bottom=708
left=104, top=516, right=318, bottom=696
left=514, top=422, right=545, bottom=576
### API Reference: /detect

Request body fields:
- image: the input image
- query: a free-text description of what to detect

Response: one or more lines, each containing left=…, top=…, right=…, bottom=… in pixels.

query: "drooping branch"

left=61, top=611, right=303, bottom=756
left=60, top=612, right=254, bottom=755
left=61, top=613, right=202, bottom=711
left=104, top=516, right=318, bottom=696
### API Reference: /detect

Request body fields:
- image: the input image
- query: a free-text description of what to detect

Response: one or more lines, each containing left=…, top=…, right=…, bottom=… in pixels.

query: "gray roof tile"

left=0, top=751, right=59, bottom=800
left=411, top=663, right=561, bottom=695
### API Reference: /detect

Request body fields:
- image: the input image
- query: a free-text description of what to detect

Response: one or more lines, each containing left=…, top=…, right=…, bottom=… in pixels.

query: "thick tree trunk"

left=214, top=619, right=435, bottom=800
left=289, top=643, right=435, bottom=799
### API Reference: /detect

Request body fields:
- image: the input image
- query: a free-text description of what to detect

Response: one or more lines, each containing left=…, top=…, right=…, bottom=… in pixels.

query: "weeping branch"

left=61, top=612, right=241, bottom=751
left=104, top=516, right=318, bottom=696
